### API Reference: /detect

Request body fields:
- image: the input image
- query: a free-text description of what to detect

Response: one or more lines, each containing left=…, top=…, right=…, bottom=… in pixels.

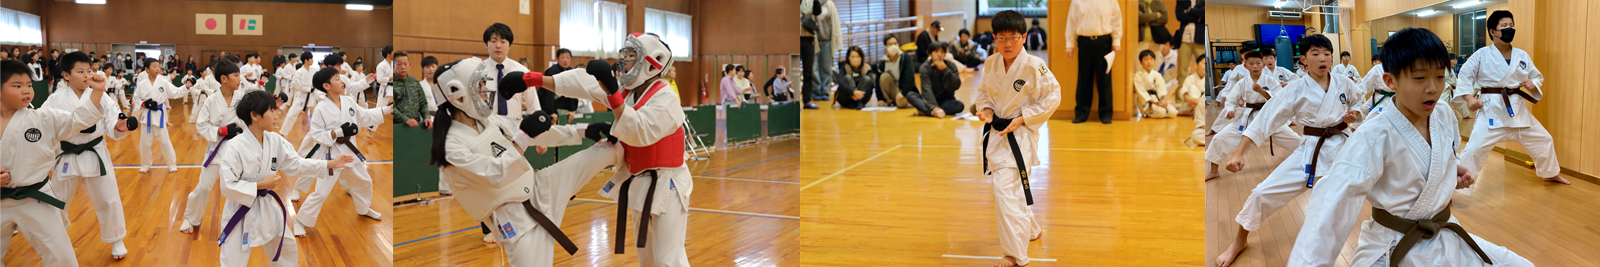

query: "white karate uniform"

left=281, top=64, right=320, bottom=133
left=1333, top=63, right=1360, bottom=80
left=241, top=63, right=265, bottom=92
left=105, top=72, right=132, bottom=110
left=972, top=53, right=1061, bottom=266
left=1288, top=103, right=1532, bottom=267
left=1455, top=46, right=1561, bottom=179
left=183, top=89, right=254, bottom=227
left=1360, top=63, right=1389, bottom=93
left=133, top=72, right=189, bottom=171
left=1, top=101, right=103, bottom=267
left=340, top=63, right=369, bottom=107
left=215, top=129, right=323, bottom=267
left=41, top=85, right=131, bottom=245
left=1233, top=74, right=1363, bottom=232
left=440, top=112, right=616, bottom=266
left=1205, top=72, right=1298, bottom=166
left=294, top=94, right=391, bottom=228
left=190, top=69, right=220, bottom=123
left=1269, top=65, right=1296, bottom=85
left=1176, top=73, right=1207, bottom=143
left=1135, top=69, right=1176, bottom=118
left=276, top=65, right=296, bottom=95
left=374, top=59, right=393, bottom=108
left=481, top=57, right=540, bottom=117
left=1217, top=64, right=1251, bottom=104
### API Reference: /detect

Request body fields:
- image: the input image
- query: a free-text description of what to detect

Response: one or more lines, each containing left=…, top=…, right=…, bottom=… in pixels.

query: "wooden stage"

left=3, top=99, right=394, bottom=267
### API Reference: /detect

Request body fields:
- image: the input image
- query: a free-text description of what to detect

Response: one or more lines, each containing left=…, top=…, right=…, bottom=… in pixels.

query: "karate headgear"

left=433, top=57, right=496, bottom=120
left=617, top=33, right=673, bottom=90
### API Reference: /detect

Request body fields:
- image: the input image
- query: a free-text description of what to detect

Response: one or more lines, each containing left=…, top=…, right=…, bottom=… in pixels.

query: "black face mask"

left=1498, top=28, right=1516, bottom=43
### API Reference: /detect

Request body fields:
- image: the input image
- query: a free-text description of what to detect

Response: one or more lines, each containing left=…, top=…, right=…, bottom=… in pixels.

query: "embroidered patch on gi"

left=500, top=222, right=516, bottom=239
left=1338, top=94, right=1347, bottom=105
left=603, top=181, right=615, bottom=193
left=1519, top=61, right=1527, bottom=70
left=1013, top=79, right=1026, bottom=92
left=24, top=128, right=42, bottom=142
left=524, top=187, right=530, bottom=193
left=243, top=233, right=249, bottom=245
left=158, top=87, right=164, bottom=93
left=490, top=142, right=507, bottom=157
left=270, top=157, right=279, bottom=171
left=348, top=108, right=356, bottom=116
left=62, top=162, right=69, bottom=173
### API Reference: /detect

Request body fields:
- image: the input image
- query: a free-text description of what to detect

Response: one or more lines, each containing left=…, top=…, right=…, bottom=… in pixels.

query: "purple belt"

left=218, top=189, right=288, bottom=261
left=201, top=133, right=240, bottom=168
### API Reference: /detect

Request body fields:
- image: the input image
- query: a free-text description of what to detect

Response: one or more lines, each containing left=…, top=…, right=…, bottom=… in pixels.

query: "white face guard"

left=433, top=57, right=497, bottom=120
left=617, top=33, right=673, bottom=90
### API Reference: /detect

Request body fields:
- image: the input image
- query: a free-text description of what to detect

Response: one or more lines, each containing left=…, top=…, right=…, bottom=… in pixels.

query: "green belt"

left=1371, top=90, right=1396, bottom=111
left=58, top=136, right=107, bottom=176
left=1, top=180, right=67, bottom=209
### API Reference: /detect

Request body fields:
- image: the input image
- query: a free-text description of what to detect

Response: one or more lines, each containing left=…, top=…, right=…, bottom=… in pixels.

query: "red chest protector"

left=621, top=80, right=685, bottom=174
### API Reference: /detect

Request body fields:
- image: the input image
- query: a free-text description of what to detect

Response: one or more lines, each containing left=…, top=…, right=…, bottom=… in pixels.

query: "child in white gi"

left=1203, top=51, right=1298, bottom=181
left=215, top=90, right=356, bottom=267
left=1455, top=10, right=1567, bottom=185
left=1135, top=50, right=1176, bottom=118
left=1178, top=54, right=1207, bottom=146
left=292, top=57, right=392, bottom=236
left=1288, top=27, right=1533, bottom=267
left=280, top=52, right=319, bottom=136
left=972, top=11, right=1060, bottom=267
left=42, top=52, right=137, bottom=259
left=133, top=58, right=190, bottom=173
left=179, top=58, right=250, bottom=233
left=1, top=59, right=111, bottom=267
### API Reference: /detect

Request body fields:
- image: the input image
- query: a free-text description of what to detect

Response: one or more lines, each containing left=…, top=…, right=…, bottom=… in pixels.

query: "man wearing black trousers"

left=1065, top=0, right=1123, bottom=124
left=800, top=1, right=821, bottom=109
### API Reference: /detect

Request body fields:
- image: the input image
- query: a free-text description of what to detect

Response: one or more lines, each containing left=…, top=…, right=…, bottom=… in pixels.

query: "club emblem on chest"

left=1013, top=79, right=1026, bottom=92
left=24, top=128, right=42, bottom=142
left=490, top=142, right=507, bottom=157
left=1339, top=94, right=1347, bottom=105
left=270, top=157, right=279, bottom=171
left=348, top=108, right=356, bottom=116
left=1519, top=61, right=1527, bottom=70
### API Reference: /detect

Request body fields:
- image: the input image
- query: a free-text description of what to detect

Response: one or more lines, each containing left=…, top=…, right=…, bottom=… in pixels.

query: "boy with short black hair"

left=1, top=58, right=109, bottom=267
left=1203, top=50, right=1297, bottom=181
left=375, top=45, right=395, bottom=108
left=1135, top=49, right=1175, bottom=118
left=1214, top=34, right=1366, bottom=266
left=974, top=10, right=1059, bottom=267
left=178, top=58, right=245, bottom=234
left=281, top=51, right=319, bottom=135
left=216, top=90, right=356, bottom=266
left=1288, top=27, right=1533, bottom=267
left=292, top=61, right=393, bottom=236
left=41, top=51, right=138, bottom=259
left=134, top=58, right=190, bottom=173
left=1455, top=10, right=1567, bottom=185
left=1333, top=51, right=1359, bottom=79
left=1179, top=54, right=1207, bottom=146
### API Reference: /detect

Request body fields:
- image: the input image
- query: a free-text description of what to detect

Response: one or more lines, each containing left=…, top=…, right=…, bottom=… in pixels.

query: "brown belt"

left=1480, top=87, right=1538, bottom=117
left=330, top=136, right=365, bottom=175
left=1371, top=203, right=1493, bottom=267
left=1244, top=102, right=1266, bottom=110
left=1300, top=122, right=1348, bottom=188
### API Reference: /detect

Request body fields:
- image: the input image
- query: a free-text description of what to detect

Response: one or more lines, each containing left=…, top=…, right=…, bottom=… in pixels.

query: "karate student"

left=339, top=53, right=375, bottom=108
left=1213, top=35, right=1366, bottom=267
left=40, top=52, right=138, bottom=260
left=1262, top=48, right=1294, bottom=86
left=133, top=58, right=190, bottom=173
left=292, top=63, right=392, bottom=236
left=1358, top=55, right=1394, bottom=117
left=101, top=63, right=132, bottom=110
left=374, top=45, right=395, bottom=108
left=427, top=55, right=624, bottom=266
left=502, top=33, right=693, bottom=266
left=280, top=52, right=319, bottom=135
left=241, top=53, right=265, bottom=92
left=481, top=23, right=540, bottom=117
left=1178, top=54, right=1207, bottom=146
left=1287, top=27, right=1534, bottom=267
left=1455, top=10, right=1567, bottom=185
left=1135, top=50, right=1176, bottom=118
left=970, top=11, right=1060, bottom=267
left=1203, top=50, right=1298, bottom=181
left=1333, top=51, right=1360, bottom=79
left=216, top=90, right=357, bottom=267
left=190, top=64, right=221, bottom=123
left=275, top=56, right=295, bottom=95
left=1, top=59, right=110, bottom=267
left=178, top=59, right=249, bottom=233
left=288, top=57, right=335, bottom=202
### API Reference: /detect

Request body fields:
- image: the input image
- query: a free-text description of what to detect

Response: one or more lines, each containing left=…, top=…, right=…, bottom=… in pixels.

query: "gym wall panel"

left=41, top=0, right=391, bottom=62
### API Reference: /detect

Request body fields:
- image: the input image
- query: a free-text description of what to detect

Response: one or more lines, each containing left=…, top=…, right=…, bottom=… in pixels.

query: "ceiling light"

left=1417, top=9, right=1439, bottom=17
left=1452, top=0, right=1483, bottom=9
left=346, top=4, right=373, bottom=11
left=76, top=0, right=106, bottom=4
left=1273, top=0, right=1288, bottom=9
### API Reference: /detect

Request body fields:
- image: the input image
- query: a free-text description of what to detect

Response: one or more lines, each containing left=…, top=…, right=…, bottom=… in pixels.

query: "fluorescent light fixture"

left=1273, top=0, right=1288, bottom=9
left=76, top=0, right=106, bottom=4
left=1416, top=9, right=1439, bottom=17
left=346, top=4, right=373, bottom=10
left=1453, top=0, right=1483, bottom=9
left=1475, top=15, right=1487, bottom=20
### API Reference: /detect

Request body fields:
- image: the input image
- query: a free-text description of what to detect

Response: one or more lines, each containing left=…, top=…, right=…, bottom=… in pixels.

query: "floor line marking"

left=799, top=145, right=903, bottom=191
left=572, top=198, right=799, bottom=220
left=941, top=254, right=1059, bottom=262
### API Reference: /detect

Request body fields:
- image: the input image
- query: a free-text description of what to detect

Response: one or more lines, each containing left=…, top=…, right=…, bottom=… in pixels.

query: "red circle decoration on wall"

left=205, top=18, right=217, bottom=30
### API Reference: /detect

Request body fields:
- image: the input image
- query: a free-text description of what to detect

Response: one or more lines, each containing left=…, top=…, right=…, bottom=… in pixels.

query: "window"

left=0, top=8, right=42, bottom=46
left=645, top=8, right=693, bottom=62
left=1457, top=10, right=1487, bottom=57
left=560, top=0, right=628, bottom=58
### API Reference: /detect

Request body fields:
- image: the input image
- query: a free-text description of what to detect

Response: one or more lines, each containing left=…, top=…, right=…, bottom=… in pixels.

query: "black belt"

left=1, top=180, right=67, bottom=209
left=1480, top=87, right=1538, bottom=117
left=614, top=169, right=661, bottom=254
left=58, top=136, right=107, bottom=176
left=521, top=200, right=579, bottom=255
left=1371, top=203, right=1492, bottom=267
left=982, top=117, right=1034, bottom=205
left=1299, top=122, right=1348, bottom=188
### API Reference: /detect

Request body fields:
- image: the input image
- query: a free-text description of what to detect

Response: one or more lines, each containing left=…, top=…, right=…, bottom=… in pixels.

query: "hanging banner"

left=232, top=14, right=263, bottom=36
left=195, top=13, right=226, bottom=35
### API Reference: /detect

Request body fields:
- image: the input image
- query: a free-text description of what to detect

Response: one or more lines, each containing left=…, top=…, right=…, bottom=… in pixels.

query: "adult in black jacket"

left=916, top=20, right=943, bottom=64
left=833, top=46, right=875, bottom=110
left=912, top=42, right=963, bottom=118
left=539, top=48, right=580, bottom=115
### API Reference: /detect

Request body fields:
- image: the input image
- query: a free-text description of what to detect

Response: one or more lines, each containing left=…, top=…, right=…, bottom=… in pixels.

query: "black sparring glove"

left=584, top=122, right=616, bottom=143
left=497, top=71, right=531, bottom=100
left=219, top=123, right=243, bottom=139
left=340, top=122, right=360, bottom=137
left=519, top=110, right=554, bottom=138
left=586, top=59, right=620, bottom=94
left=120, top=113, right=139, bottom=132
left=142, top=99, right=158, bottom=110
left=276, top=92, right=289, bottom=104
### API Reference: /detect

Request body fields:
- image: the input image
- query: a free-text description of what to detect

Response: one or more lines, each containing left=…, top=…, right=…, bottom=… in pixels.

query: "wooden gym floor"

left=3, top=98, right=394, bottom=267
left=1204, top=118, right=1600, bottom=267
left=798, top=68, right=1206, bottom=266
left=393, top=139, right=801, bottom=266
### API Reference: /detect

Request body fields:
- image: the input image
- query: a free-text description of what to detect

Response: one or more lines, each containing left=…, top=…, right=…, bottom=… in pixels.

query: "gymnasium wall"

left=36, top=0, right=392, bottom=72
left=1208, top=5, right=1306, bottom=43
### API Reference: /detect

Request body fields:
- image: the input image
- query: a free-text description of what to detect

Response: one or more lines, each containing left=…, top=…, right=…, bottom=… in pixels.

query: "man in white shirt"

left=1064, top=0, right=1123, bottom=124
left=480, top=23, right=540, bottom=117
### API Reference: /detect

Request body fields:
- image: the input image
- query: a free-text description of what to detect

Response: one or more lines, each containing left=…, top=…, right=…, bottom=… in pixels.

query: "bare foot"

left=1205, top=166, right=1222, bottom=181
left=1031, top=228, right=1044, bottom=241
left=994, top=256, right=1022, bottom=267
left=1544, top=176, right=1571, bottom=185
left=482, top=234, right=498, bottom=244
left=1216, top=240, right=1247, bottom=267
